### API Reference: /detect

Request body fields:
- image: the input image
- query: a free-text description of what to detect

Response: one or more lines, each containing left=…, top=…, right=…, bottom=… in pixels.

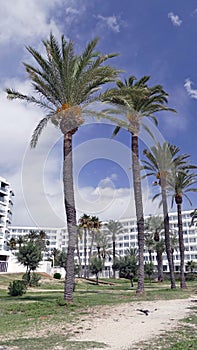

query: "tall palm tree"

left=78, top=214, right=91, bottom=278
left=76, top=226, right=83, bottom=277
left=155, top=237, right=165, bottom=282
left=168, top=170, right=197, bottom=288
left=6, top=34, right=119, bottom=301
left=143, top=142, right=190, bottom=289
left=106, top=220, right=123, bottom=278
left=144, top=233, right=155, bottom=262
left=102, top=76, right=176, bottom=293
left=87, top=216, right=102, bottom=278
left=144, top=215, right=164, bottom=281
left=169, top=231, right=178, bottom=273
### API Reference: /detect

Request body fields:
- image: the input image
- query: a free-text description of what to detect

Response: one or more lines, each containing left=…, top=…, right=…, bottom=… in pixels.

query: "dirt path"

left=70, top=298, right=194, bottom=350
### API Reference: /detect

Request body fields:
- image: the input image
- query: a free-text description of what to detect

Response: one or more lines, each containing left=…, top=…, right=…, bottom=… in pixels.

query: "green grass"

left=0, top=336, right=107, bottom=350
left=0, top=273, right=196, bottom=350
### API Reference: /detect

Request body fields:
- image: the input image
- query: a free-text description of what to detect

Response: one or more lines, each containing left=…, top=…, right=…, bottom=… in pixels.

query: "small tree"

left=114, top=248, right=138, bottom=287
left=89, top=256, right=104, bottom=284
left=17, top=240, right=42, bottom=285
left=144, top=261, right=155, bottom=283
left=186, top=260, right=196, bottom=273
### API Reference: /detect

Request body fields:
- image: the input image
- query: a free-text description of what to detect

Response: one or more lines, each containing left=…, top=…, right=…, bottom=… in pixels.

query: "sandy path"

left=70, top=298, right=194, bottom=350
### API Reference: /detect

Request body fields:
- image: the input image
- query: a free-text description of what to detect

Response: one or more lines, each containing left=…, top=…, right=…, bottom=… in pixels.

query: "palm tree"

left=102, top=76, right=176, bottom=293
left=76, top=226, right=83, bottom=277
left=155, top=237, right=165, bottom=282
left=144, top=216, right=164, bottom=262
left=106, top=220, right=123, bottom=278
left=6, top=34, right=119, bottom=301
left=143, top=142, right=190, bottom=289
left=78, top=214, right=91, bottom=278
left=7, top=237, right=17, bottom=252
left=190, top=208, right=197, bottom=226
left=168, top=170, right=197, bottom=288
left=144, top=233, right=155, bottom=262
left=169, top=231, right=178, bottom=273
left=144, top=215, right=164, bottom=281
left=87, top=216, right=102, bottom=278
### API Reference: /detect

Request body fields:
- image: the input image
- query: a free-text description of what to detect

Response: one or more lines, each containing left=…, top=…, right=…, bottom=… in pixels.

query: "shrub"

left=22, top=272, right=41, bottom=287
left=8, top=280, right=27, bottom=296
left=29, top=273, right=41, bottom=287
left=53, top=272, right=61, bottom=279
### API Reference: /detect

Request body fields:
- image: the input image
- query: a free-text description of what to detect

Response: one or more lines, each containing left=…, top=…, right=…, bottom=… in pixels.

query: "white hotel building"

left=0, top=176, right=14, bottom=272
left=6, top=210, right=197, bottom=276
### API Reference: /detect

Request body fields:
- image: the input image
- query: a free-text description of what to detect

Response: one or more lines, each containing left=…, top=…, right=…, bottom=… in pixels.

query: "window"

left=124, top=235, right=129, bottom=240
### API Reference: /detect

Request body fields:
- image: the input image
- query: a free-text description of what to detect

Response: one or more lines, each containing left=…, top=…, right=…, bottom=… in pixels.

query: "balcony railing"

left=0, top=187, right=8, bottom=193
left=0, top=261, right=8, bottom=272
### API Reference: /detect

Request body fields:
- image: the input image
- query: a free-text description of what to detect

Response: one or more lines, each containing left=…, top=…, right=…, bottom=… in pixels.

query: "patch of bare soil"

left=70, top=298, right=194, bottom=350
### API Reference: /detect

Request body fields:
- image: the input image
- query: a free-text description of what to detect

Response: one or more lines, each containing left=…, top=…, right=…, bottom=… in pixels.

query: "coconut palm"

left=6, top=34, right=119, bottom=301
left=168, top=170, right=197, bottom=288
left=102, top=76, right=176, bottom=293
left=106, top=220, right=123, bottom=278
left=143, top=142, right=190, bottom=289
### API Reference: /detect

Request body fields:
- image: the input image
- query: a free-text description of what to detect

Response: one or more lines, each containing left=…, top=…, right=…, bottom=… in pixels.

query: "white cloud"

left=168, top=12, right=182, bottom=26
left=0, top=0, right=62, bottom=44
left=66, top=7, right=80, bottom=15
left=184, top=78, right=197, bottom=99
left=97, top=15, right=121, bottom=32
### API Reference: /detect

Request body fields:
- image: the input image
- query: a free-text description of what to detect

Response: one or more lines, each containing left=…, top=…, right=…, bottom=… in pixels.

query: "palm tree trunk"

left=177, top=203, right=186, bottom=288
left=84, top=228, right=87, bottom=278
left=156, top=252, right=164, bottom=282
left=62, top=131, right=78, bottom=302
left=76, top=235, right=82, bottom=277
left=132, top=134, right=144, bottom=294
left=160, top=179, right=176, bottom=289
left=87, top=231, right=95, bottom=278
left=112, top=240, right=116, bottom=279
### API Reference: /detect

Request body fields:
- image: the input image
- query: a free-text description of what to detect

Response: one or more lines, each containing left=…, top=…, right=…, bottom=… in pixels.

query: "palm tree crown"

left=6, top=34, right=119, bottom=145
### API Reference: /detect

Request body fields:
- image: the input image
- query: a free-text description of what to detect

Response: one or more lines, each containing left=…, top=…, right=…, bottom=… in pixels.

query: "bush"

left=8, top=280, right=27, bottom=296
left=29, top=273, right=41, bottom=287
left=22, top=272, right=41, bottom=287
left=185, top=272, right=197, bottom=281
left=53, top=272, right=61, bottom=279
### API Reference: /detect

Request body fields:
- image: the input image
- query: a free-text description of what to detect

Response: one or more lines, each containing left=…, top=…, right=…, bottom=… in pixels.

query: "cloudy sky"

left=1, top=0, right=197, bottom=227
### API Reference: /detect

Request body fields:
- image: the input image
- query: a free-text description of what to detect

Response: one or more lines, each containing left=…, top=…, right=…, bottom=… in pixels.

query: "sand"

left=70, top=297, right=195, bottom=350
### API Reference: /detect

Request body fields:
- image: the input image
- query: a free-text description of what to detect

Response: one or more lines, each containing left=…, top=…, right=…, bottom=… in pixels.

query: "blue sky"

left=0, top=0, right=197, bottom=227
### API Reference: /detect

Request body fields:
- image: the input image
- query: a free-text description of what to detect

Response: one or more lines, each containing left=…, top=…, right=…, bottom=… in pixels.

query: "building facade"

left=0, top=176, right=14, bottom=272
left=6, top=209, right=197, bottom=276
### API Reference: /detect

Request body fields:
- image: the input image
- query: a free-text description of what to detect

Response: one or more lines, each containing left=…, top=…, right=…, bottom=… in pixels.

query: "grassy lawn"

left=0, top=273, right=196, bottom=350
